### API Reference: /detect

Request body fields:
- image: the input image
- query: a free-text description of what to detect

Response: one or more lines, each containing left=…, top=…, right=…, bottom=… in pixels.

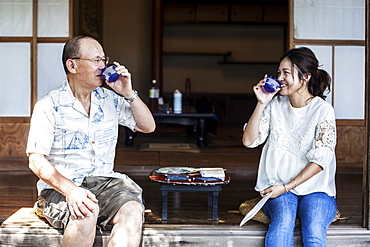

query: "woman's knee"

left=264, top=193, right=298, bottom=222
left=298, top=193, right=336, bottom=246
left=298, top=193, right=336, bottom=227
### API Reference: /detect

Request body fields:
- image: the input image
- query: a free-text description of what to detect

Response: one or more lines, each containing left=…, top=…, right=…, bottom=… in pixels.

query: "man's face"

left=73, top=38, right=106, bottom=89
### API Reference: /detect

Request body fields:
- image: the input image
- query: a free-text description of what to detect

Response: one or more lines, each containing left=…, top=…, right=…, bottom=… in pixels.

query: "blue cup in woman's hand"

left=264, top=76, right=281, bottom=93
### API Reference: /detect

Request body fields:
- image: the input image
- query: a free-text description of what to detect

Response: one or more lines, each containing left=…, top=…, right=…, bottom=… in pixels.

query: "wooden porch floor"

left=0, top=126, right=364, bottom=227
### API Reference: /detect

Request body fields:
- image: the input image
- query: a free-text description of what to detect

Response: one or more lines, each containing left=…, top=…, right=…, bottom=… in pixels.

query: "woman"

left=242, top=47, right=337, bottom=247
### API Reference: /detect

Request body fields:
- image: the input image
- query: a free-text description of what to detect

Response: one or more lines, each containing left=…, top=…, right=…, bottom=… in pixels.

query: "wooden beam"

left=0, top=118, right=30, bottom=123
left=31, top=0, right=38, bottom=111
left=336, top=119, right=365, bottom=126
left=288, top=0, right=294, bottom=49
left=294, top=39, right=366, bottom=46
left=364, top=0, right=370, bottom=229
left=151, top=0, right=163, bottom=94
left=69, top=0, right=73, bottom=39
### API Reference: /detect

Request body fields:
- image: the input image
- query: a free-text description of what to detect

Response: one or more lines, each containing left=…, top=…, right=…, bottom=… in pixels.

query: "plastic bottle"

left=173, top=89, right=182, bottom=114
left=149, top=79, right=159, bottom=112
left=149, top=80, right=159, bottom=98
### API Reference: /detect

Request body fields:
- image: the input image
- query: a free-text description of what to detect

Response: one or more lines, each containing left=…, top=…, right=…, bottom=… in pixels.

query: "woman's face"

left=277, top=57, right=305, bottom=96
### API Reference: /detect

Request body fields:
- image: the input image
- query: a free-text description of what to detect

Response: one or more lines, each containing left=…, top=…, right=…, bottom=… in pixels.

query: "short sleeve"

left=115, top=93, right=136, bottom=131
left=306, top=108, right=337, bottom=169
left=245, top=102, right=271, bottom=148
left=26, top=100, right=56, bottom=156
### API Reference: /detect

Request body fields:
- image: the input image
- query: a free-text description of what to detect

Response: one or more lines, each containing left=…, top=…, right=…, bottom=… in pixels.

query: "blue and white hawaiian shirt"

left=27, top=79, right=136, bottom=194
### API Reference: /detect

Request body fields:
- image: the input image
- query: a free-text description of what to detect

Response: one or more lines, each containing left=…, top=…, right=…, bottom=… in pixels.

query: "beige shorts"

left=35, top=176, right=143, bottom=230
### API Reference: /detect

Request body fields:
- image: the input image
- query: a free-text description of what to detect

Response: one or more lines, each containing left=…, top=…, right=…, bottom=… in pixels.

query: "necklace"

left=304, top=96, right=314, bottom=106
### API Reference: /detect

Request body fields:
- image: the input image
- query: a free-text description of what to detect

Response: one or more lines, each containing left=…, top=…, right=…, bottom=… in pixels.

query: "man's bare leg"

left=62, top=207, right=99, bottom=247
left=108, top=201, right=143, bottom=247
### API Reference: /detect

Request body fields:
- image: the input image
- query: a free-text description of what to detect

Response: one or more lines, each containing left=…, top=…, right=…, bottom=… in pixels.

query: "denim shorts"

left=35, top=176, right=143, bottom=230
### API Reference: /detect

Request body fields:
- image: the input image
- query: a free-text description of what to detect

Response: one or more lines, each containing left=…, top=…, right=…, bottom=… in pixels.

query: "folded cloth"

left=200, top=170, right=225, bottom=180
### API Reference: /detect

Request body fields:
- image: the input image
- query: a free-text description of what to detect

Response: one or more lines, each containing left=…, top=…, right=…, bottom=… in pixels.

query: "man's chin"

left=100, top=80, right=111, bottom=89
left=97, top=77, right=105, bottom=85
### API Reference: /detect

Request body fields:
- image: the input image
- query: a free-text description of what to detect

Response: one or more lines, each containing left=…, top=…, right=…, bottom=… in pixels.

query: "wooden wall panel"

left=336, top=124, right=365, bottom=166
left=0, top=122, right=364, bottom=166
left=0, top=123, right=29, bottom=160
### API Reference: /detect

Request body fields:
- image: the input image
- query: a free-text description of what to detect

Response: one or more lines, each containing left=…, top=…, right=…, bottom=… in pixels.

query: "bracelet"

left=293, top=178, right=297, bottom=187
left=282, top=184, right=288, bottom=193
left=124, top=90, right=138, bottom=103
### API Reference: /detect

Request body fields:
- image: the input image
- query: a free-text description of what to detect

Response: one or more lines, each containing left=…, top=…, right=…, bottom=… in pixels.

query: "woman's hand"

left=260, top=184, right=287, bottom=199
left=253, top=75, right=280, bottom=105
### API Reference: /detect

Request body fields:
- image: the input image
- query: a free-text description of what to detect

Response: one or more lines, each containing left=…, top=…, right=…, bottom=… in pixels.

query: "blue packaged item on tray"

left=195, top=177, right=223, bottom=182
left=165, top=175, right=190, bottom=181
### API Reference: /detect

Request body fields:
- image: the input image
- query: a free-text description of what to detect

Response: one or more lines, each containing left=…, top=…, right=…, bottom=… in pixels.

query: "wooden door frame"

left=365, top=0, right=369, bottom=229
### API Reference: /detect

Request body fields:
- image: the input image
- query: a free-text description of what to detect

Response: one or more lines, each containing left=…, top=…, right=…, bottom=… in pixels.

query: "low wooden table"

left=149, top=169, right=230, bottom=221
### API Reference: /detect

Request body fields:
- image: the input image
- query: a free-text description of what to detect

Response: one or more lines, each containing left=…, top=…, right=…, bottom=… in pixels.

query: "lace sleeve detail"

left=306, top=119, right=336, bottom=169
left=315, top=119, right=336, bottom=152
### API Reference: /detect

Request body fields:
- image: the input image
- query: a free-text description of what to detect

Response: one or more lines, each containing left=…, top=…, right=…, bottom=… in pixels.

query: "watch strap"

left=124, top=90, right=138, bottom=103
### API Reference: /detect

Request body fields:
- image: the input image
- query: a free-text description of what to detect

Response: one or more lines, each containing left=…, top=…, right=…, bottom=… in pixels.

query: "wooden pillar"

left=364, top=0, right=370, bottom=229
left=151, top=0, right=163, bottom=95
left=150, top=0, right=163, bottom=112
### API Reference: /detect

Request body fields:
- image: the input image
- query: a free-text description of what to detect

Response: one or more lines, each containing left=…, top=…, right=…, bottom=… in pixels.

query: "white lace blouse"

left=246, top=95, right=337, bottom=197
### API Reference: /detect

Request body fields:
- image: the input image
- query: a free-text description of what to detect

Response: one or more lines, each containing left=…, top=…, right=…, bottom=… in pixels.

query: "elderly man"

left=27, top=35, right=155, bottom=247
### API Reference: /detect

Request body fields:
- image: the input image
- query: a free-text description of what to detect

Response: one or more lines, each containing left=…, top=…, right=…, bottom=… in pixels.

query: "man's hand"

left=66, top=187, right=98, bottom=220
left=105, top=61, right=133, bottom=98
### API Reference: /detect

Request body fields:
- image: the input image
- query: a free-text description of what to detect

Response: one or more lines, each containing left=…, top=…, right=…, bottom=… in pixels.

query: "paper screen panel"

left=38, top=0, right=69, bottom=37
left=334, top=46, right=365, bottom=119
left=294, top=0, right=365, bottom=40
left=295, top=45, right=333, bottom=105
left=37, top=43, right=66, bottom=99
left=0, top=43, right=31, bottom=116
left=0, top=0, right=32, bottom=36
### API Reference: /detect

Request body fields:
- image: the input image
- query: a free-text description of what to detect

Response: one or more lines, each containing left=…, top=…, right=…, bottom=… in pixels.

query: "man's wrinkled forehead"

left=78, top=37, right=104, bottom=57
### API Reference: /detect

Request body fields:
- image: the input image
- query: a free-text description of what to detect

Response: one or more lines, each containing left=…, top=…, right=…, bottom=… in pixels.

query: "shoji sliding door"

left=0, top=0, right=72, bottom=159
left=291, top=0, right=368, bottom=227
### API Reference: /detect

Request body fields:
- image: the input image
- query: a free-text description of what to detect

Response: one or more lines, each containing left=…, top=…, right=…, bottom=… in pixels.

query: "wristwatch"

left=124, top=90, right=138, bottom=103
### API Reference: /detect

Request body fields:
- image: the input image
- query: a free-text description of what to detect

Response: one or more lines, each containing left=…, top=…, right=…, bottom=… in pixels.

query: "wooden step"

left=1, top=208, right=370, bottom=247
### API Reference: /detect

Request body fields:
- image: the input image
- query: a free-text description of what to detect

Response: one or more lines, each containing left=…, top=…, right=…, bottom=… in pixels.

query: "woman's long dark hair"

left=279, top=47, right=331, bottom=100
